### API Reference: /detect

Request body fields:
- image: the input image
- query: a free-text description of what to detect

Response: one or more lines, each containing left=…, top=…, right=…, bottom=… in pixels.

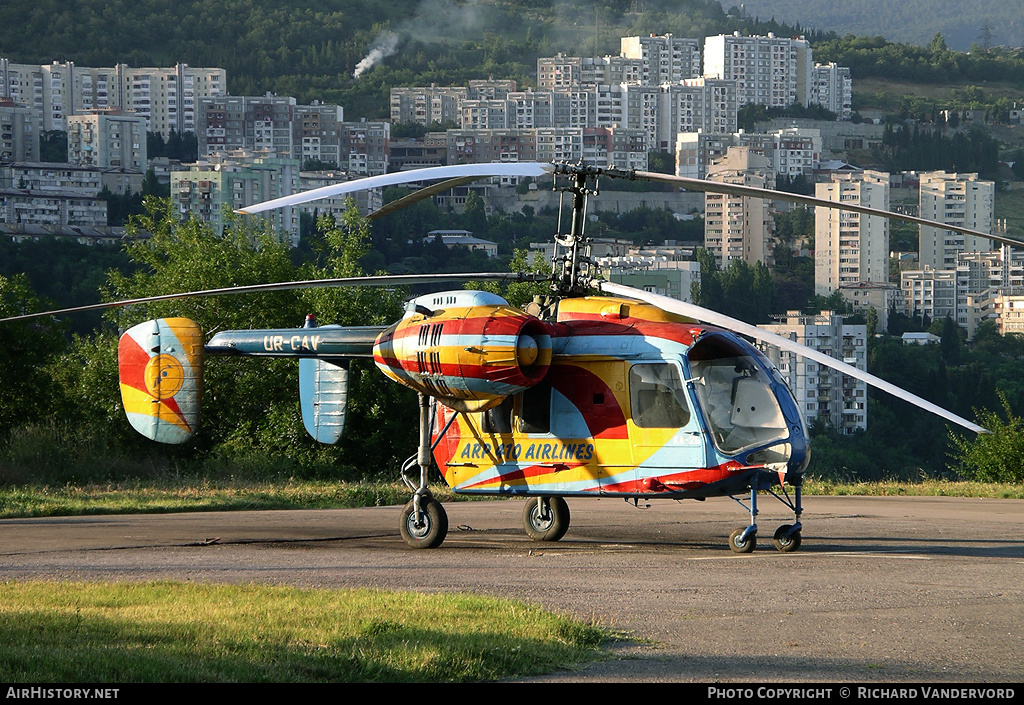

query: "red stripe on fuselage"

left=548, top=365, right=628, bottom=439
left=600, top=461, right=750, bottom=493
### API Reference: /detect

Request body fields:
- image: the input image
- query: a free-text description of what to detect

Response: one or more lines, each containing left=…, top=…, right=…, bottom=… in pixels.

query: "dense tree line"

left=880, top=123, right=1001, bottom=180
left=815, top=33, right=1024, bottom=85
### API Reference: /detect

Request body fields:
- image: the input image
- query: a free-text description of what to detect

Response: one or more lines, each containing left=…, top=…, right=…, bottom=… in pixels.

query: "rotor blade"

left=600, top=281, right=989, bottom=435
left=238, top=162, right=554, bottom=215
left=0, top=272, right=551, bottom=325
left=368, top=175, right=481, bottom=220
left=623, top=169, right=1021, bottom=250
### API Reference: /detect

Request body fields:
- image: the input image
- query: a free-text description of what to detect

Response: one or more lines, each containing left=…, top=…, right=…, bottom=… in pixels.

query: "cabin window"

left=518, top=381, right=551, bottom=434
left=688, top=335, right=788, bottom=455
left=629, top=363, right=691, bottom=428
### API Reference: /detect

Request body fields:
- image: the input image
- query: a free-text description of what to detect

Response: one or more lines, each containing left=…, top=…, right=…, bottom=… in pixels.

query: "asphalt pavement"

left=2, top=495, right=1022, bottom=682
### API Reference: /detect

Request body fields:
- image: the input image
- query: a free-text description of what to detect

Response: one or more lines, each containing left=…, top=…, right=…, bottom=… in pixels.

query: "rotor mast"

left=552, top=163, right=599, bottom=296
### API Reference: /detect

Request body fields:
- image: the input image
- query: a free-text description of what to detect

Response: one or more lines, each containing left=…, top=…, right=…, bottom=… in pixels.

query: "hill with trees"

left=731, top=0, right=1023, bottom=52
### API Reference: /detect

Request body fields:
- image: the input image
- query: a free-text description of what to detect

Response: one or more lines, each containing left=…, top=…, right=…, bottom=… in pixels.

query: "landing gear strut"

left=727, top=471, right=803, bottom=554
left=399, top=394, right=449, bottom=549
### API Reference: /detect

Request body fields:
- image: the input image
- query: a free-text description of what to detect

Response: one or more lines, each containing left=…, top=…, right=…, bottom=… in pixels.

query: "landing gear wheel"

left=400, top=496, right=448, bottom=549
left=729, top=527, right=756, bottom=554
left=773, top=524, right=802, bottom=553
left=523, top=496, right=570, bottom=542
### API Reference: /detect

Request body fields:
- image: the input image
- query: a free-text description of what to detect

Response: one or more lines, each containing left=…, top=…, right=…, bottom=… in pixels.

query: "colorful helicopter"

left=3, top=162, right=1000, bottom=553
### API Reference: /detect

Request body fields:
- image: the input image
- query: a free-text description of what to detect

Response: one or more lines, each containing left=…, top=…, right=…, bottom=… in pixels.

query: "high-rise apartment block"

left=917, top=171, right=994, bottom=270
left=675, top=127, right=820, bottom=180
left=814, top=171, right=890, bottom=295
left=67, top=111, right=147, bottom=170
left=537, top=54, right=643, bottom=89
left=0, top=97, right=40, bottom=161
left=703, top=33, right=813, bottom=108
left=171, top=155, right=301, bottom=241
left=703, top=147, right=775, bottom=267
left=811, top=63, right=852, bottom=120
left=620, top=34, right=703, bottom=85
left=198, top=98, right=388, bottom=175
left=198, top=96, right=297, bottom=158
left=0, top=59, right=225, bottom=136
left=759, top=311, right=868, bottom=434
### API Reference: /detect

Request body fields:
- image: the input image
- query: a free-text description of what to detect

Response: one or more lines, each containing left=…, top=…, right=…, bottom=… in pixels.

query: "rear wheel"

left=400, top=496, right=448, bottom=549
left=523, top=496, right=570, bottom=541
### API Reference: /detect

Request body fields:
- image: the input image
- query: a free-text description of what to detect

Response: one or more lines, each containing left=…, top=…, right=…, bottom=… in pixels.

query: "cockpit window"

left=688, top=336, right=788, bottom=455
left=629, top=363, right=691, bottom=428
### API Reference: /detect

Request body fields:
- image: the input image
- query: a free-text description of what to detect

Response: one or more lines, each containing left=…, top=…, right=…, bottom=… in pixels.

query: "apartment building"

left=994, top=296, right=1024, bottom=335
left=656, top=79, right=738, bottom=151
left=171, top=155, right=301, bottom=241
left=814, top=170, right=890, bottom=295
left=811, top=63, right=852, bottom=120
left=620, top=34, right=702, bottom=85
left=537, top=54, right=642, bottom=89
left=444, top=126, right=645, bottom=171
left=294, top=102, right=345, bottom=166
left=0, top=59, right=225, bottom=136
left=675, top=126, right=819, bottom=180
left=118, top=64, right=226, bottom=137
left=197, top=95, right=297, bottom=157
left=917, top=171, right=995, bottom=270
left=67, top=111, right=147, bottom=170
left=759, top=311, right=868, bottom=433
left=0, top=97, right=40, bottom=161
left=0, top=188, right=106, bottom=227
left=338, top=120, right=390, bottom=176
left=703, top=147, right=775, bottom=267
left=901, top=245, right=1024, bottom=337
left=296, top=170, right=382, bottom=220
left=390, top=85, right=468, bottom=126
left=390, top=80, right=516, bottom=126
left=197, top=98, right=387, bottom=175
left=703, top=33, right=813, bottom=109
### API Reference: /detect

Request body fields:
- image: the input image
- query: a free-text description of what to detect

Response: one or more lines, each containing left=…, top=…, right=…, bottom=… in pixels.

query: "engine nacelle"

left=373, top=291, right=552, bottom=411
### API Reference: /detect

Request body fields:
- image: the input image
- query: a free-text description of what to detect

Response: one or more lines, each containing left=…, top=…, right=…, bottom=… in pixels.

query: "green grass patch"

left=804, top=478, right=1024, bottom=498
left=0, top=581, right=608, bottom=682
left=0, top=480, right=471, bottom=519
left=0, top=477, right=1018, bottom=520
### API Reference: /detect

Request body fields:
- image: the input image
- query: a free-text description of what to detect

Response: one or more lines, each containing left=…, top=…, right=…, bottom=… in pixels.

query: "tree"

left=39, top=131, right=67, bottom=163
left=0, top=275, right=65, bottom=434
left=56, top=198, right=412, bottom=474
left=948, top=393, right=1024, bottom=483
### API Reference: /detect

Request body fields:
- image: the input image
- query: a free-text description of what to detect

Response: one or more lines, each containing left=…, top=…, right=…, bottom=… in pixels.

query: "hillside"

left=736, top=0, right=1023, bottom=51
left=0, top=0, right=823, bottom=118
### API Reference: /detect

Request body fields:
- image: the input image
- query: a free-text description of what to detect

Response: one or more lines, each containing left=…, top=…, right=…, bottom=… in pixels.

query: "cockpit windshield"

left=688, top=335, right=789, bottom=456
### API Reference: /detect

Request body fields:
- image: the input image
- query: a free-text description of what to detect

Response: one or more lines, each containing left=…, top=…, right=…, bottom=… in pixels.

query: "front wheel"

left=523, top=496, right=570, bottom=542
left=400, top=497, right=448, bottom=549
left=729, top=527, right=756, bottom=554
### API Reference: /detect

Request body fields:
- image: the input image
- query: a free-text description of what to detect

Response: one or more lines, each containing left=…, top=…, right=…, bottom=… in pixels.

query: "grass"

left=0, top=479, right=475, bottom=519
left=0, top=581, right=608, bottom=682
left=803, top=477, right=1024, bottom=498
left=853, top=77, right=1024, bottom=109
left=0, top=477, right=1018, bottom=519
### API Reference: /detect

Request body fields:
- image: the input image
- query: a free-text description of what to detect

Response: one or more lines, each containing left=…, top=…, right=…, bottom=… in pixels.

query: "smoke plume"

left=351, top=0, right=496, bottom=80
left=353, top=31, right=400, bottom=79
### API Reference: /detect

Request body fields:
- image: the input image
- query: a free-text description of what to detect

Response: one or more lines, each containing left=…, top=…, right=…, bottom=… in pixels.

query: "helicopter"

left=2, top=161, right=1000, bottom=553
